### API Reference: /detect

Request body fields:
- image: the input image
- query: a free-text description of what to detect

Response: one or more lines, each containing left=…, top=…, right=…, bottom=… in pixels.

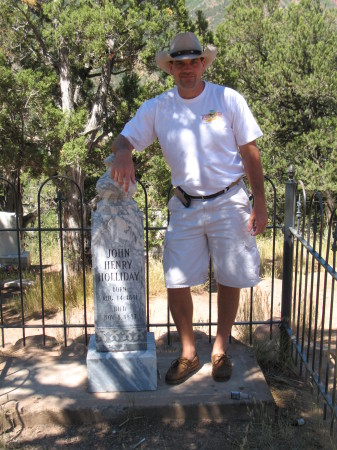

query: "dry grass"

left=17, top=233, right=282, bottom=312
left=257, top=234, right=284, bottom=279
left=17, top=270, right=94, bottom=317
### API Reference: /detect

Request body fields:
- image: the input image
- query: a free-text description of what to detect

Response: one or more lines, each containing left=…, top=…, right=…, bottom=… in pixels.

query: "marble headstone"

left=87, top=155, right=157, bottom=392
left=0, top=212, right=31, bottom=268
left=91, top=160, right=147, bottom=352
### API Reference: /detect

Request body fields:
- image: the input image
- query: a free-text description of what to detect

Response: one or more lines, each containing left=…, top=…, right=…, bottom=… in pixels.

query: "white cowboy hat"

left=155, top=32, right=217, bottom=74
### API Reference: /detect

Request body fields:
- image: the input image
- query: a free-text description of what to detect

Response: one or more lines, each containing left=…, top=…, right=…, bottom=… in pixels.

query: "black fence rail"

left=281, top=168, right=337, bottom=431
left=0, top=174, right=279, bottom=349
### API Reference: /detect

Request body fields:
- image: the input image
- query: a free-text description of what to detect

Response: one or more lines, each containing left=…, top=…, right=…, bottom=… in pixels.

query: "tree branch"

left=14, top=3, right=58, bottom=71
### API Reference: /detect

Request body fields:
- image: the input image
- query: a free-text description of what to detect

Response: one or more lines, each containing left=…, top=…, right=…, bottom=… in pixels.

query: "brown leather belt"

left=179, top=177, right=242, bottom=200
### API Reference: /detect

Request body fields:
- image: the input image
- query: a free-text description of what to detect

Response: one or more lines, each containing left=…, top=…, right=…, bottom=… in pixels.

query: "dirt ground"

left=2, top=411, right=334, bottom=450
left=1, top=281, right=337, bottom=448
left=1, top=336, right=337, bottom=449
left=1, top=369, right=337, bottom=449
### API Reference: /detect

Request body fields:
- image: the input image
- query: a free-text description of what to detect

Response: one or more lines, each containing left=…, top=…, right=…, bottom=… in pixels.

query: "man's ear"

left=169, top=62, right=173, bottom=74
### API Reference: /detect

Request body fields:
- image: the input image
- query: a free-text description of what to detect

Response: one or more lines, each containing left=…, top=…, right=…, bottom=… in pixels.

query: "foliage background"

left=0, top=0, right=336, bottom=248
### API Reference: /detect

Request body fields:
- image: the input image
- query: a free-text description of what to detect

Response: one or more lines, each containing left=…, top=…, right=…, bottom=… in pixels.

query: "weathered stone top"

left=96, top=154, right=137, bottom=202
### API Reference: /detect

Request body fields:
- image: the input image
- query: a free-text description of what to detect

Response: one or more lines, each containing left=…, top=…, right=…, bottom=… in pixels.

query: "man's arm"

left=239, top=140, right=268, bottom=236
left=110, top=134, right=135, bottom=192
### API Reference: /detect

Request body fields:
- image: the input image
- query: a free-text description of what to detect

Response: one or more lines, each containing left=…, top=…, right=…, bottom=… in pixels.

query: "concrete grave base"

left=87, top=332, right=157, bottom=392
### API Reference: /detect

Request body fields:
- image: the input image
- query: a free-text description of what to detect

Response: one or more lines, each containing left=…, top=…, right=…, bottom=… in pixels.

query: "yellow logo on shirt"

left=202, top=110, right=223, bottom=123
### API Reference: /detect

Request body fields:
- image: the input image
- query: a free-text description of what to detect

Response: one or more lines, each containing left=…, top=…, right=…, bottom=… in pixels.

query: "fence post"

left=280, top=165, right=297, bottom=356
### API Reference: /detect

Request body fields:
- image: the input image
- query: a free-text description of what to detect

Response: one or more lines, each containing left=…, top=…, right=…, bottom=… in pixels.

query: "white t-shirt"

left=121, top=81, right=263, bottom=196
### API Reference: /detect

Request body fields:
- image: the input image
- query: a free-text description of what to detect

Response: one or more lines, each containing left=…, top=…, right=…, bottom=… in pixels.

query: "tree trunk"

left=58, top=43, right=83, bottom=275
left=84, top=57, right=114, bottom=148
left=62, top=165, right=86, bottom=273
left=325, top=190, right=336, bottom=224
left=59, top=53, right=113, bottom=274
left=59, top=45, right=74, bottom=114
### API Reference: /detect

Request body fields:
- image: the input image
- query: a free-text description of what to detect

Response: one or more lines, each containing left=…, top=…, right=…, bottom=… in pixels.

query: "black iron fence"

left=0, top=174, right=279, bottom=347
left=0, top=176, right=91, bottom=348
left=281, top=168, right=337, bottom=431
left=1, top=171, right=337, bottom=424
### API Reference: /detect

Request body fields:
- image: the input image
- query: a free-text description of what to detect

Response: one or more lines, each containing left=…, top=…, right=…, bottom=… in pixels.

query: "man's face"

left=169, top=58, right=206, bottom=99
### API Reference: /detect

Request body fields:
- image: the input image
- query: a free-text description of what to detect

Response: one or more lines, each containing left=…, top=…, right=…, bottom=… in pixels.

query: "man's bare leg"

left=210, top=284, right=240, bottom=381
left=212, top=284, right=240, bottom=355
left=167, top=287, right=196, bottom=360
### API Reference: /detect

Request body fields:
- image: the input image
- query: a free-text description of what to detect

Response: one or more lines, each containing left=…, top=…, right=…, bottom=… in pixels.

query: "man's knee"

left=167, top=287, right=191, bottom=304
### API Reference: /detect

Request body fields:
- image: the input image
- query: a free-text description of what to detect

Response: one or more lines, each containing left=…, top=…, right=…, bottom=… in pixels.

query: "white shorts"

left=163, top=180, right=260, bottom=289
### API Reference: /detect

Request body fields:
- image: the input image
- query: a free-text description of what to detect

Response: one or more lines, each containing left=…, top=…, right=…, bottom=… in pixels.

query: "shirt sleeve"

left=228, top=89, right=263, bottom=147
left=121, top=98, right=157, bottom=151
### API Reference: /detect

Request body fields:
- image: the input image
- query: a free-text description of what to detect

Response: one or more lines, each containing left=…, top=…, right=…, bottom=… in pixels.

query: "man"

left=110, top=32, right=268, bottom=385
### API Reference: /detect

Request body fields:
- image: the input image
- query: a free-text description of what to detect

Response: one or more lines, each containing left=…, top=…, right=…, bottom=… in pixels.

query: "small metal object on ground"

left=231, top=391, right=250, bottom=400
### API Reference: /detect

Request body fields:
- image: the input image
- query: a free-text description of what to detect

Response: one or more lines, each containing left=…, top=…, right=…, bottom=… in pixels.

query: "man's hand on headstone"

left=110, top=136, right=135, bottom=192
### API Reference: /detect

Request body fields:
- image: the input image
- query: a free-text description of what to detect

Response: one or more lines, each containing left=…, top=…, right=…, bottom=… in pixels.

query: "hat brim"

left=155, top=45, right=217, bottom=74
